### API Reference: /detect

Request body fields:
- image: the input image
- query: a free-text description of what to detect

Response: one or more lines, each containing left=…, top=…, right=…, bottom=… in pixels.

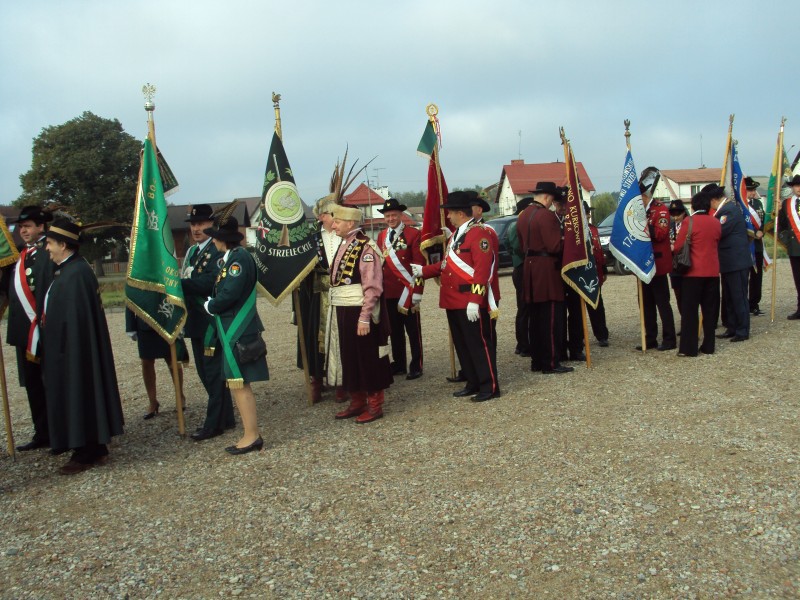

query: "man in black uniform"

left=180, top=204, right=235, bottom=441
left=7, top=206, right=55, bottom=451
left=745, top=177, right=766, bottom=315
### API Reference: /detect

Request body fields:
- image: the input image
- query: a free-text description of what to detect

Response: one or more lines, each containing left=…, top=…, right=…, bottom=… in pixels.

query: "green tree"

left=17, top=111, right=141, bottom=272
left=590, top=192, right=619, bottom=224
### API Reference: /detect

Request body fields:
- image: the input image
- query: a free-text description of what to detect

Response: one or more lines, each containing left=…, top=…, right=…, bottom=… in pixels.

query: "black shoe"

left=453, top=387, right=478, bottom=398
left=190, top=428, right=224, bottom=441
left=406, top=371, right=423, bottom=381
left=752, top=308, right=764, bottom=316
left=446, top=373, right=467, bottom=383
left=598, top=339, right=609, bottom=347
left=716, top=330, right=735, bottom=339
left=225, top=437, right=264, bottom=455
left=16, top=439, right=49, bottom=452
left=677, top=352, right=696, bottom=357
left=730, top=335, right=749, bottom=342
left=788, top=311, right=800, bottom=320
left=391, top=363, right=407, bottom=376
left=471, top=391, right=499, bottom=402
left=542, top=365, right=574, bottom=374
left=143, top=402, right=160, bottom=420
left=568, top=352, right=586, bottom=361
left=635, top=344, right=657, bottom=351
left=657, top=343, right=677, bottom=351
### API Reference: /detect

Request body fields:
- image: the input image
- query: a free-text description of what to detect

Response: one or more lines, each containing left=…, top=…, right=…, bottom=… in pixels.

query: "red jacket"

left=673, top=213, right=721, bottom=278
left=375, top=225, right=425, bottom=300
left=421, top=222, right=494, bottom=310
left=647, top=199, right=673, bottom=275
left=479, top=218, right=502, bottom=303
left=517, top=202, right=564, bottom=303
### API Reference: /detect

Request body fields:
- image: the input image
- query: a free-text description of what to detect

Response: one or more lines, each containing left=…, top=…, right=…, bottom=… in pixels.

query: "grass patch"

left=98, top=279, right=126, bottom=308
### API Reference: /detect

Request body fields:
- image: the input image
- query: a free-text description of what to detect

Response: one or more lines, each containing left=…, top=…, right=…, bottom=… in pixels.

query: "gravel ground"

left=1, top=262, right=798, bottom=599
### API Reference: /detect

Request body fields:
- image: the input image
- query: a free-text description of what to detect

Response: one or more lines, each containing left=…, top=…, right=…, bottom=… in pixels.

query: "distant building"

left=343, top=183, right=416, bottom=237
left=656, top=168, right=769, bottom=203
left=494, top=159, right=595, bottom=216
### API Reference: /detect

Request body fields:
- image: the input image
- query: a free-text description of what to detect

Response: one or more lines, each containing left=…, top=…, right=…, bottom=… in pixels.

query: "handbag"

left=234, top=335, right=267, bottom=364
left=672, top=217, right=693, bottom=275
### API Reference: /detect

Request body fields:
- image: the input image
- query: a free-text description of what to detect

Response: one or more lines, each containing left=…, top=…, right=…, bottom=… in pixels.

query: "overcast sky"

left=1, top=0, right=797, bottom=208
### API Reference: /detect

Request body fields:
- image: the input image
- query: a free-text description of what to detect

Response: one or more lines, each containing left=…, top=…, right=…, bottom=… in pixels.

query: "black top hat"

left=744, top=177, right=760, bottom=191
left=669, top=199, right=688, bottom=215
left=785, top=174, right=800, bottom=187
left=14, top=205, right=53, bottom=225
left=204, top=216, right=244, bottom=243
left=515, top=197, right=534, bottom=215
left=46, top=218, right=81, bottom=245
left=701, top=183, right=726, bottom=199
left=377, top=198, right=408, bottom=214
left=186, top=204, right=214, bottom=223
left=529, top=181, right=562, bottom=198
left=440, top=191, right=475, bottom=211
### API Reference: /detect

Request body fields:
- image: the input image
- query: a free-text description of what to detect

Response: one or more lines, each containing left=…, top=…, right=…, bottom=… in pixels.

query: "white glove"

left=411, top=293, right=422, bottom=306
left=410, top=263, right=423, bottom=277
left=466, top=302, right=479, bottom=322
left=182, top=266, right=194, bottom=279
left=204, top=298, right=213, bottom=315
left=126, top=331, right=138, bottom=342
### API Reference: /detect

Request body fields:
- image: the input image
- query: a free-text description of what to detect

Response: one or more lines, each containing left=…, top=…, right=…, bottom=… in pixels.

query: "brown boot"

left=310, top=378, right=323, bottom=403
left=335, top=386, right=348, bottom=403
left=335, top=391, right=367, bottom=419
left=356, top=390, right=384, bottom=424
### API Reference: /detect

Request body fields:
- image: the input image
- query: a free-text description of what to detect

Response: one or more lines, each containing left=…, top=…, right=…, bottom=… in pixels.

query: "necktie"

left=388, top=229, right=396, bottom=245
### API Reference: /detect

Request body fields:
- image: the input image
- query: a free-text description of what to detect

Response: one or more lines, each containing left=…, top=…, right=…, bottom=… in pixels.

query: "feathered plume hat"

left=204, top=200, right=243, bottom=243
left=312, top=147, right=375, bottom=217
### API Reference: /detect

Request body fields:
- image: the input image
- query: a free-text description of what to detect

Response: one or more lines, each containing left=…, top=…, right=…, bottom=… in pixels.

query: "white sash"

left=14, top=248, right=40, bottom=359
left=384, top=227, right=415, bottom=311
left=446, top=244, right=498, bottom=314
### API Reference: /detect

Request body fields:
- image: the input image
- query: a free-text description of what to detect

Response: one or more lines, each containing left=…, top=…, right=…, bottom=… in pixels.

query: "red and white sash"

left=446, top=242, right=498, bottom=314
left=384, top=227, right=416, bottom=312
left=787, top=196, right=800, bottom=244
left=14, top=248, right=40, bottom=361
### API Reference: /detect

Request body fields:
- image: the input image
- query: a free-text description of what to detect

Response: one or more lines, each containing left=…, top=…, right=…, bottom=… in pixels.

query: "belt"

left=654, top=251, right=662, bottom=258
left=526, top=250, right=558, bottom=257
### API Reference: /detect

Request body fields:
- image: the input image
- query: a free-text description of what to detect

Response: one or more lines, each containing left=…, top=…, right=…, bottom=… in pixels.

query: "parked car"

left=596, top=213, right=632, bottom=275
left=484, top=215, right=516, bottom=269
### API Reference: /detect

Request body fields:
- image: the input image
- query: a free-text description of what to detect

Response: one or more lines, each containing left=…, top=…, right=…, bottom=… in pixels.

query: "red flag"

left=419, top=147, right=451, bottom=264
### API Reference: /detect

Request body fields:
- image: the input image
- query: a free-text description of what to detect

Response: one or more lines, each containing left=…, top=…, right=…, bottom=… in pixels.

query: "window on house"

left=690, top=185, right=701, bottom=196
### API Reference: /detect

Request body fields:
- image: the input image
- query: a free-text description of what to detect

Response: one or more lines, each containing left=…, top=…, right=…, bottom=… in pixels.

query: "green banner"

left=253, top=131, right=317, bottom=306
left=0, top=214, right=19, bottom=269
left=125, top=135, right=186, bottom=343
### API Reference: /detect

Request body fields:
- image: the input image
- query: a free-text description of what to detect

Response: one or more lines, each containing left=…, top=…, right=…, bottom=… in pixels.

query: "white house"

left=494, top=159, right=595, bottom=216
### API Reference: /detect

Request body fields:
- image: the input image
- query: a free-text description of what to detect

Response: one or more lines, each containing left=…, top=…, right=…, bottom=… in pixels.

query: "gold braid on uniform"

left=331, top=238, right=366, bottom=287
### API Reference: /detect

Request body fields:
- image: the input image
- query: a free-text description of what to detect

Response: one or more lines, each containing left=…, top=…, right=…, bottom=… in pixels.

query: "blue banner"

left=609, top=150, right=655, bottom=283
left=728, top=142, right=756, bottom=266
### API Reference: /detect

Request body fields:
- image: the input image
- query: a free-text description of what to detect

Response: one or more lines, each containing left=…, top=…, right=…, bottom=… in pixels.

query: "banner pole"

left=580, top=297, right=591, bottom=368
left=0, top=331, right=15, bottom=458
left=770, top=118, right=786, bottom=323
left=625, top=121, right=647, bottom=353
left=170, top=343, right=185, bottom=436
left=719, top=114, right=734, bottom=186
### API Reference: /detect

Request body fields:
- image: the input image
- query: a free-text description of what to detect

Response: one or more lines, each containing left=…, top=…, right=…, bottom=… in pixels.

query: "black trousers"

left=748, top=251, right=763, bottom=311
left=191, top=337, right=235, bottom=431
left=386, top=298, right=423, bottom=374
left=511, top=265, right=530, bottom=353
left=446, top=308, right=498, bottom=394
left=587, top=291, right=609, bottom=342
left=721, top=269, right=750, bottom=337
left=790, top=256, right=800, bottom=312
left=15, top=347, right=49, bottom=443
left=669, top=274, right=684, bottom=318
left=641, top=274, right=676, bottom=347
left=562, top=287, right=583, bottom=357
left=679, top=277, right=720, bottom=356
left=530, top=300, right=565, bottom=371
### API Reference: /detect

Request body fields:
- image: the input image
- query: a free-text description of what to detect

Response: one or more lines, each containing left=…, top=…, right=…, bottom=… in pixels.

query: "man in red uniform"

left=329, top=205, right=393, bottom=423
left=375, top=198, right=425, bottom=380
left=778, top=174, right=800, bottom=320
left=517, top=182, right=573, bottom=374
left=413, top=191, right=500, bottom=401
left=638, top=167, right=676, bottom=351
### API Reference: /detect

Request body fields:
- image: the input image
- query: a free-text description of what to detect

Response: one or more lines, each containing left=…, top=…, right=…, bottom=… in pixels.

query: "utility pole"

left=373, top=167, right=386, bottom=189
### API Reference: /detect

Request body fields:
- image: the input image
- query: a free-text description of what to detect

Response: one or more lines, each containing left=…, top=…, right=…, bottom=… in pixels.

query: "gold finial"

left=624, top=119, right=631, bottom=137
left=559, top=126, right=567, bottom=145
left=729, top=114, right=735, bottom=126
left=143, top=83, right=156, bottom=112
left=426, top=103, right=438, bottom=119
left=272, top=92, right=281, bottom=108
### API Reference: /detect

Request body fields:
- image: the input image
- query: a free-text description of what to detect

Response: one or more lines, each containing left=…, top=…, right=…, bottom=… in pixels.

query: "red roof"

left=499, top=160, right=595, bottom=198
left=660, top=168, right=722, bottom=184
left=343, top=183, right=388, bottom=206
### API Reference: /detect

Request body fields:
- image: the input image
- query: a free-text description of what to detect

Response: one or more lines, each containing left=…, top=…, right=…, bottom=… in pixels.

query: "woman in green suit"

left=204, top=217, right=269, bottom=455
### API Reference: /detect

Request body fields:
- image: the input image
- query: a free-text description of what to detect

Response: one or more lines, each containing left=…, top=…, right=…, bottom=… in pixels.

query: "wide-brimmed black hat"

left=204, top=216, right=244, bottom=243
left=529, top=181, right=562, bottom=198
left=744, top=176, right=760, bottom=191
left=440, top=191, right=475, bottom=211
left=14, top=205, right=53, bottom=225
left=515, top=197, right=534, bottom=215
left=185, top=204, right=214, bottom=223
left=469, top=195, right=491, bottom=213
left=701, top=183, right=726, bottom=199
left=669, top=199, right=688, bottom=215
left=46, top=218, right=81, bottom=245
left=785, top=174, right=800, bottom=187
left=377, top=198, right=407, bottom=213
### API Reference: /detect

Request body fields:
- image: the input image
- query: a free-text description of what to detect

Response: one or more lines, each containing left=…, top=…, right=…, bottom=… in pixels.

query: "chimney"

left=511, top=159, right=524, bottom=165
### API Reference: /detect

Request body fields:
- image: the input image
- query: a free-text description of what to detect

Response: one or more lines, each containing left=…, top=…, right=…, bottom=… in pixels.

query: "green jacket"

left=181, top=239, right=224, bottom=338
left=505, top=220, right=524, bottom=268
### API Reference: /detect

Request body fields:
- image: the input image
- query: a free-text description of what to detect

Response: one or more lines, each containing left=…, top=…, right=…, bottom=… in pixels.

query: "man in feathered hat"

left=7, top=205, right=55, bottom=451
